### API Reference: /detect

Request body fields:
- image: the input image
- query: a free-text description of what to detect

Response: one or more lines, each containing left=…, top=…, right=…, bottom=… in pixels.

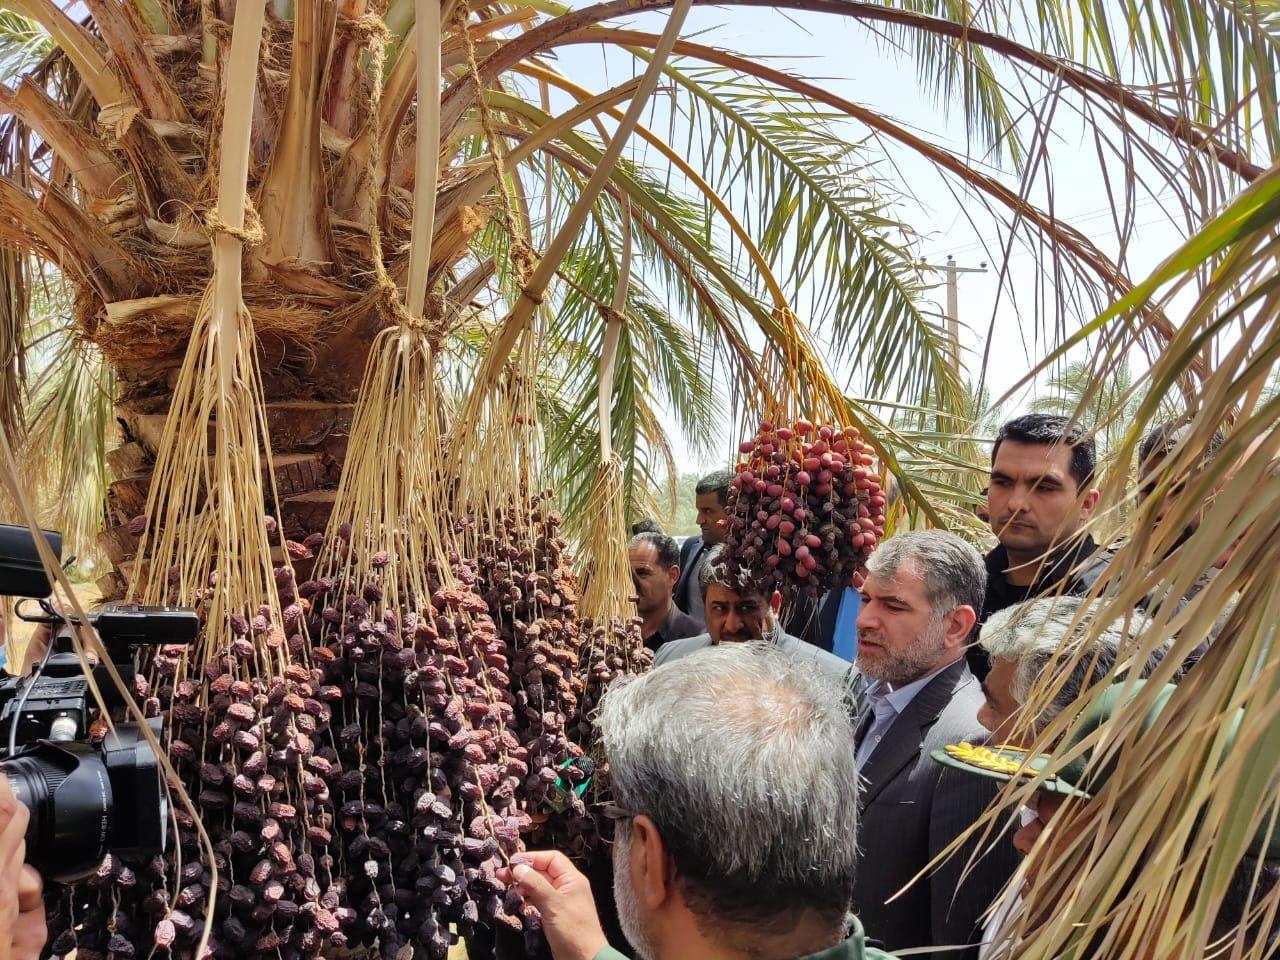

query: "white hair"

left=598, top=642, right=858, bottom=931
left=981, top=596, right=1169, bottom=734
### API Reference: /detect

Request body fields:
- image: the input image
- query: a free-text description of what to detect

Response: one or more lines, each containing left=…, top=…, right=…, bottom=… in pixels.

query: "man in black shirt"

left=977, top=414, right=1102, bottom=678
left=629, top=532, right=702, bottom=652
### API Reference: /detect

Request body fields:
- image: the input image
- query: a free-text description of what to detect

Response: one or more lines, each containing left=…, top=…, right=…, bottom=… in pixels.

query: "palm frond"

left=24, top=335, right=114, bottom=569
left=1033, top=0, right=1280, bottom=152
left=867, top=0, right=1026, bottom=166
left=0, top=10, right=52, bottom=80
left=659, top=63, right=964, bottom=414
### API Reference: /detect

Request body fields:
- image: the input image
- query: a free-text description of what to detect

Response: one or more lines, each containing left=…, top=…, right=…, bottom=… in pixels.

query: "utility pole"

left=919, top=255, right=988, bottom=375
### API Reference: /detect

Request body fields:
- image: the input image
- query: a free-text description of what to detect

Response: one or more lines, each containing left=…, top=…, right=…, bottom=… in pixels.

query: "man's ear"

left=945, top=605, right=978, bottom=647
left=631, top=814, right=672, bottom=909
left=1079, top=487, right=1101, bottom=519
left=667, top=565, right=680, bottom=589
left=769, top=590, right=783, bottom=615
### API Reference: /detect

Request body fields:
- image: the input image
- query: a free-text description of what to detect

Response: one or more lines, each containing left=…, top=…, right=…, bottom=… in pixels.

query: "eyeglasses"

left=598, top=801, right=636, bottom=823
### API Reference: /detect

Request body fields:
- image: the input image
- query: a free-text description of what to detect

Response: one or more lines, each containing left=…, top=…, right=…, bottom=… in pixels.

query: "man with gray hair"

left=500, top=643, right=895, bottom=960
left=653, top=545, right=850, bottom=683
left=977, top=595, right=1168, bottom=744
left=852, top=530, right=1018, bottom=958
left=944, top=596, right=1167, bottom=960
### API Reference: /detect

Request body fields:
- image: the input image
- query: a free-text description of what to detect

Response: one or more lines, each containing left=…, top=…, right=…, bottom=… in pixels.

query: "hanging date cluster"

left=44, top=505, right=653, bottom=960
left=304, top=533, right=540, bottom=959
left=726, top=420, right=887, bottom=601
left=471, top=494, right=651, bottom=862
left=45, top=561, right=342, bottom=960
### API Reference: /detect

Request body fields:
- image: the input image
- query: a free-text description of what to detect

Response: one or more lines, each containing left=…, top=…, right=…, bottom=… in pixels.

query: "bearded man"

left=851, top=531, right=1018, bottom=958
left=500, top=643, right=893, bottom=960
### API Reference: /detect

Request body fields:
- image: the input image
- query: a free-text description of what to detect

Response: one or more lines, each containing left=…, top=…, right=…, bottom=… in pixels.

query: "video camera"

left=0, top=524, right=198, bottom=881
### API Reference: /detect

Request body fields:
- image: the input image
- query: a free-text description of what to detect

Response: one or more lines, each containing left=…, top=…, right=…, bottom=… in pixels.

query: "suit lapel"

left=675, top=537, right=704, bottom=608
left=858, top=660, right=968, bottom=807
left=818, top=589, right=842, bottom=651
left=854, top=698, right=874, bottom=743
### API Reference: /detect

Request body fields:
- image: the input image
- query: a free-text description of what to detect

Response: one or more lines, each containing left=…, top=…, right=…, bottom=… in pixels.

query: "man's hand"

left=498, top=850, right=608, bottom=960
left=19, top=623, right=52, bottom=675
left=10, top=866, right=43, bottom=960
left=0, top=776, right=45, bottom=960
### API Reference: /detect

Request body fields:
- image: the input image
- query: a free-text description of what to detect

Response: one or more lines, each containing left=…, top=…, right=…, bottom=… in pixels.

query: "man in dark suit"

left=629, top=532, right=702, bottom=653
left=673, top=469, right=734, bottom=629
left=852, top=530, right=1018, bottom=959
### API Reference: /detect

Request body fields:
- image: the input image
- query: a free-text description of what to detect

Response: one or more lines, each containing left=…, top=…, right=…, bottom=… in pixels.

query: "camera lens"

left=0, top=722, right=168, bottom=882
left=2, top=741, right=112, bottom=881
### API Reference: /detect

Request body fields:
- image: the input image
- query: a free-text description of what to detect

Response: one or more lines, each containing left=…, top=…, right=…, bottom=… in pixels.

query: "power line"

left=934, top=193, right=1172, bottom=260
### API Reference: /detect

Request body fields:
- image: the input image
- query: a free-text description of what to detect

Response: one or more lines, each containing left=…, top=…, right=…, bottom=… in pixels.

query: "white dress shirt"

left=978, top=806, right=1037, bottom=960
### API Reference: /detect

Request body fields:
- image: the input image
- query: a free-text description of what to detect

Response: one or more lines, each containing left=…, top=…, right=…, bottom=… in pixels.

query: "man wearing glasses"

left=499, top=643, right=894, bottom=960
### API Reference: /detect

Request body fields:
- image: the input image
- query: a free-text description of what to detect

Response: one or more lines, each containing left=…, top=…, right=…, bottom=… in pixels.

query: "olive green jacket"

left=591, top=916, right=897, bottom=960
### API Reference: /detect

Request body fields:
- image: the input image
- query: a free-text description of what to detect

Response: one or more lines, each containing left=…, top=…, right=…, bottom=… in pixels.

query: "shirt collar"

left=797, top=916, right=872, bottom=959
left=865, top=657, right=959, bottom=714
left=707, top=620, right=786, bottom=646
left=986, top=535, right=1099, bottom=591
left=763, top=620, right=787, bottom=645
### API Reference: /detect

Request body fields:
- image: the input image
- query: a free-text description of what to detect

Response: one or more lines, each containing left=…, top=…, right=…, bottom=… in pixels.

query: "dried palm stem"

left=576, top=202, right=632, bottom=625
left=0, top=0, right=125, bottom=109
left=0, top=248, right=25, bottom=449
left=0, top=80, right=123, bottom=200
left=578, top=453, right=630, bottom=625
left=255, top=0, right=338, bottom=267
left=82, top=0, right=188, bottom=123
left=319, top=0, right=451, bottom=606
left=131, top=0, right=286, bottom=672
left=319, top=324, right=447, bottom=607
left=324, top=0, right=369, bottom=137
left=406, top=0, right=442, bottom=316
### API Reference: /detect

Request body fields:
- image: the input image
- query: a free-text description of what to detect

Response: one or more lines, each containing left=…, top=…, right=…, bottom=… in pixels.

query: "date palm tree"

left=0, top=0, right=1275, bottom=958
left=0, top=0, right=1269, bottom=591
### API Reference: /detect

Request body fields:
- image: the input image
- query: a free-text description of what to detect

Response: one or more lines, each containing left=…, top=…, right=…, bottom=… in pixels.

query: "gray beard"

left=857, top=620, right=949, bottom=687
left=613, top=829, right=660, bottom=960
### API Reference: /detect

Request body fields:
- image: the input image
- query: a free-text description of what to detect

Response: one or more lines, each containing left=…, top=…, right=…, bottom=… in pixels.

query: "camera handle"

left=5, top=624, right=58, bottom=756
left=5, top=599, right=109, bottom=756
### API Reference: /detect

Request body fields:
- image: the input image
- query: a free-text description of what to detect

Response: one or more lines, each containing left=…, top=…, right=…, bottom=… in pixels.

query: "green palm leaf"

left=661, top=64, right=963, bottom=412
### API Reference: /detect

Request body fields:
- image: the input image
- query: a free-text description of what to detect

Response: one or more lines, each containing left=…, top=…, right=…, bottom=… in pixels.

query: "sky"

left=543, top=6, right=1206, bottom=473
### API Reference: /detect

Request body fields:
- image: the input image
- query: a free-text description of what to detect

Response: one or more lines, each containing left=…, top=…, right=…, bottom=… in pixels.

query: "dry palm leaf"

left=131, top=0, right=283, bottom=664
left=937, top=167, right=1280, bottom=960
left=319, top=0, right=450, bottom=608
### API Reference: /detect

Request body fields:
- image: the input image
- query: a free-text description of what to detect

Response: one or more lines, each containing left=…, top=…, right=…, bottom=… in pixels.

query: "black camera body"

left=0, top=524, right=198, bottom=881
left=0, top=603, right=199, bottom=746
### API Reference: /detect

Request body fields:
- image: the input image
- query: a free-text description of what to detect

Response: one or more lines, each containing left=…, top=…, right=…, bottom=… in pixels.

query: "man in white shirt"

left=851, top=531, right=1017, bottom=958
